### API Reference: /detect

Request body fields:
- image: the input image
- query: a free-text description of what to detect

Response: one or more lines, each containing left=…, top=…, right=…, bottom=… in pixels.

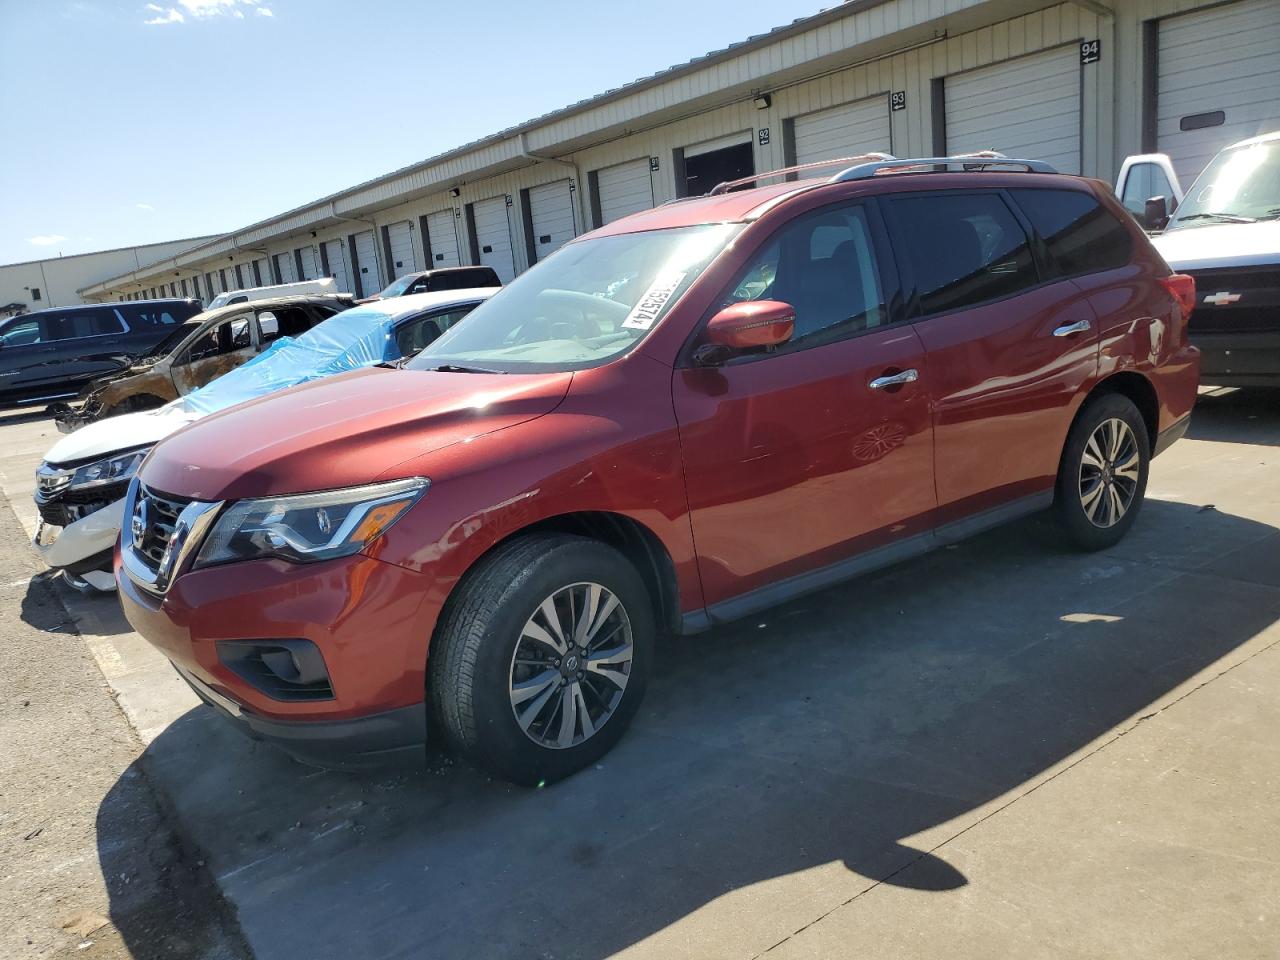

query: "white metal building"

left=0, top=236, right=214, bottom=316
left=80, top=0, right=1280, bottom=305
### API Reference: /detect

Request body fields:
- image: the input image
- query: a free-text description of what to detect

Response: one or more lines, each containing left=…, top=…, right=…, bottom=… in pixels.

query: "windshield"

left=378, top=275, right=417, bottom=298
left=149, top=318, right=205, bottom=358
left=407, top=223, right=742, bottom=373
left=1168, top=140, right=1280, bottom=229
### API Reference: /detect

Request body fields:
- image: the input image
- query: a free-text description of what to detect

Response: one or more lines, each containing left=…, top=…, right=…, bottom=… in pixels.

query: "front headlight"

left=69, top=447, right=151, bottom=491
left=194, top=477, right=429, bottom=568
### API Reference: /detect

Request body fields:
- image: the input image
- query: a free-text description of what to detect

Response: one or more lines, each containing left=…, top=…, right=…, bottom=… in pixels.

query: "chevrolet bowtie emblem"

left=1203, top=291, right=1242, bottom=306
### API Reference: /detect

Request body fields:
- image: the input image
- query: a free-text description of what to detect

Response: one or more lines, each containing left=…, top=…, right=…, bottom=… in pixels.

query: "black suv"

left=0, top=299, right=201, bottom=405
left=362, top=266, right=501, bottom=302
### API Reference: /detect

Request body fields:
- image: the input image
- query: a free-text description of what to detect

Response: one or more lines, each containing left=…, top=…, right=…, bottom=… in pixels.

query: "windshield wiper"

left=429, top=363, right=507, bottom=374
left=1175, top=212, right=1257, bottom=224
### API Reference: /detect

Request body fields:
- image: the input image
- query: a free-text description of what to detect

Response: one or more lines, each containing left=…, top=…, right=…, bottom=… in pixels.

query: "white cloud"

left=143, top=4, right=184, bottom=24
left=28, top=235, right=68, bottom=246
left=136, top=203, right=155, bottom=212
left=142, top=0, right=269, bottom=24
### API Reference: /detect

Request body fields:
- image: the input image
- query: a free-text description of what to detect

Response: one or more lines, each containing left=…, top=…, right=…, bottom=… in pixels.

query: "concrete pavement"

left=1, top=386, right=1277, bottom=959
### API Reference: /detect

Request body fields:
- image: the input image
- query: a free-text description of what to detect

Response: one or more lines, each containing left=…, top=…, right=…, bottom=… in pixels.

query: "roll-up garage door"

left=425, top=210, right=460, bottom=267
left=528, top=180, right=576, bottom=263
left=322, top=239, right=353, bottom=293
left=945, top=46, right=1081, bottom=174
left=252, top=258, right=268, bottom=286
left=274, top=252, right=297, bottom=284
left=595, top=158, right=654, bottom=225
left=792, top=95, right=892, bottom=165
left=471, top=197, right=516, bottom=283
left=353, top=230, right=381, bottom=297
left=297, top=246, right=319, bottom=280
left=386, top=220, right=416, bottom=278
left=1157, top=0, right=1280, bottom=187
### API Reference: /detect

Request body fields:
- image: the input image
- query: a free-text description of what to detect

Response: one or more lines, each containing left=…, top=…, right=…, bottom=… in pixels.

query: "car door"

left=671, top=200, right=936, bottom=613
left=62, top=307, right=132, bottom=382
left=882, top=189, right=1100, bottom=526
left=0, top=316, right=54, bottom=397
left=169, top=313, right=256, bottom=395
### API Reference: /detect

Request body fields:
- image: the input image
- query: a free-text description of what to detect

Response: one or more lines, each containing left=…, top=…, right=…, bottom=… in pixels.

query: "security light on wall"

left=753, top=94, right=771, bottom=110
left=450, top=187, right=461, bottom=198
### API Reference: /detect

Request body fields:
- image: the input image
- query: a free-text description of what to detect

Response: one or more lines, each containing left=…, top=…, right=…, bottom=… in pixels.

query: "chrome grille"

left=121, top=480, right=224, bottom=595
left=131, top=486, right=191, bottom=570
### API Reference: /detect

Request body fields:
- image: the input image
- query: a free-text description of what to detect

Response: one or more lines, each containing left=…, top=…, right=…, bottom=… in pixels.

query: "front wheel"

left=1052, top=393, right=1150, bottom=551
left=429, top=534, right=654, bottom=785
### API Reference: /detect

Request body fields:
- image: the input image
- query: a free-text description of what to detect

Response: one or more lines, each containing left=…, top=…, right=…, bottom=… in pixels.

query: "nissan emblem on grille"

left=131, top=498, right=148, bottom=550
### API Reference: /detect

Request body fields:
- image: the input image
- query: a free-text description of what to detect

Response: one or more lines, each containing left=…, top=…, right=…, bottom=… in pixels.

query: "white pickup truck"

left=1117, top=132, right=1280, bottom=387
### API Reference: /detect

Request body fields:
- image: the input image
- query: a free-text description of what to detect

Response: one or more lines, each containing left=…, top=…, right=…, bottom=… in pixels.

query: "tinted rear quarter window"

left=1011, top=188, right=1132, bottom=276
left=887, top=193, right=1038, bottom=315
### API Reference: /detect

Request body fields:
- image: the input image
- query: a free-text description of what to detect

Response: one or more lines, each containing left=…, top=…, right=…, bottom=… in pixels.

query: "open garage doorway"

left=677, top=132, right=754, bottom=197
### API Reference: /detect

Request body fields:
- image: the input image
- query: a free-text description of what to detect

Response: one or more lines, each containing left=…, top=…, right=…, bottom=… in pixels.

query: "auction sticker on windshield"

left=622, top=271, right=687, bottom=330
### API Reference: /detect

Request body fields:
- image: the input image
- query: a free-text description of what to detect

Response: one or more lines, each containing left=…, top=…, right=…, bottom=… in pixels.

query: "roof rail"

left=830, top=152, right=1057, bottom=181
left=708, top=153, right=895, bottom=195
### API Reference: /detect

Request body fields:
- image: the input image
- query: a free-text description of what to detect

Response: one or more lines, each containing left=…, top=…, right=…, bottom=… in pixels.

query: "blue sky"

left=0, top=0, right=825, bottom=265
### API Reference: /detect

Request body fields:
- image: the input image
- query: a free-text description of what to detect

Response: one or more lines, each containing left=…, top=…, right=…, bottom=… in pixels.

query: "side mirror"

left=695, top=300, right=795, bottom=365
left=1142, top=196, right=1169, bottom=231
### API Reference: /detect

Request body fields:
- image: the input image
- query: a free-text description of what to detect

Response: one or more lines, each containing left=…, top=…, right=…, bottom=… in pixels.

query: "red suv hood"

left=139, top=367, right=573, bottom=501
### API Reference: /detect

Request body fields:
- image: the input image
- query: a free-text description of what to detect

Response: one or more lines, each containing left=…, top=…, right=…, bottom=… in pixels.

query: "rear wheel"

left=1052, top=393, right=1150, bottom=550
left=430, top=534, right=654, bottom=785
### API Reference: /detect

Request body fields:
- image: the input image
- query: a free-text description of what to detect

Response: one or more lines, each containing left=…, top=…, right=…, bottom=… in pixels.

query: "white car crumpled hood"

left=44, top=403, right=201, bottom=467
left=1153, top=220, right=1280, bottom=271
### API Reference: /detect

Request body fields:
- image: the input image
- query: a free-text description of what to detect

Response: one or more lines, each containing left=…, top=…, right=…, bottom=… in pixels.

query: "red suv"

left=116, top=156, right=1200, bottom=785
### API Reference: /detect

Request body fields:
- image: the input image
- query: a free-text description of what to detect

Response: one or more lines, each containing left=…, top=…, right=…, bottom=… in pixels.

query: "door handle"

left=868, top=368, right=919, bottom=390
left=1053, top=318, right=1091, bottom=337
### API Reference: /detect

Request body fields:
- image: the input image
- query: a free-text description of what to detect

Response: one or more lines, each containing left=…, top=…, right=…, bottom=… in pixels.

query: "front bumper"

left=177, top=665, right=427, bottom=768
left=33, top=497, right=125, bottom=573
left=1192, top=331, right=1280, bottom=387
left=116, top=548, right=439, bottom=768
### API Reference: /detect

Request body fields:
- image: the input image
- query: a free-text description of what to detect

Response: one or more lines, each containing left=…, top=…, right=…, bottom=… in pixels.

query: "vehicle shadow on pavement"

left=1189, top=386, right=1280, bottom=446
left=98, top=499, right=1280, bottom=960
left=20, top=575, right=133, bottom=636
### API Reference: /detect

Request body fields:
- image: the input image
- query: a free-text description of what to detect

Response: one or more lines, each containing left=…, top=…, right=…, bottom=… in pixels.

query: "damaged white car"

left=34, top=287, right=495, bottom=590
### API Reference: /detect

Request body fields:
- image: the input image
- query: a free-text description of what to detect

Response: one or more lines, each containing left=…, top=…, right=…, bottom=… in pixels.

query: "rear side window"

left=124, top=306, right=180, bottom=327
left=887, top=193, right=1038, bottom=316
left=1011, top=188, right=1132, bottom=276
left=39, top=309, right=125, bottom=340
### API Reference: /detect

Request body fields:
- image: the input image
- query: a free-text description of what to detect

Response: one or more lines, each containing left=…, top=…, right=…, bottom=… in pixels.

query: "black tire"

left=429, top=534, right=654, bottom=786
left=1052, top=393, right=1150, bottom=551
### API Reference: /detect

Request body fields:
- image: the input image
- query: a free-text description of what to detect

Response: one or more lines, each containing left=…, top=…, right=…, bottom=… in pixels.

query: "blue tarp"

left=181, top=306, right=400, bottom=415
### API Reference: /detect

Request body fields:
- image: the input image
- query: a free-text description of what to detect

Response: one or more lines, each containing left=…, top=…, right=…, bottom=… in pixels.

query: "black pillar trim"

left=380, top=225, right=393, bottom=281
left=1141, top=19, right=1159, bottom=154
left=417, top=215, right=434, bottom=268
left=672, top=147, right=689, bottom=198
left=519, top=187, right=537, bottom=266
left=782, top=116, right=798, bottom=180
left=587, top=169, right=603, bottom=230
left=930, top=77, right=947, bottom=156
left=464, top=203, right=480, bottom=265
left=347, top=234, right=363, bottom=297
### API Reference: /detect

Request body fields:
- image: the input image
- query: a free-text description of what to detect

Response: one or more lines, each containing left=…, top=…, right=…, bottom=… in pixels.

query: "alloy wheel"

left=1078, top=417, right=1140, bottom=528
left=508, top=582, right=634, bottom=750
